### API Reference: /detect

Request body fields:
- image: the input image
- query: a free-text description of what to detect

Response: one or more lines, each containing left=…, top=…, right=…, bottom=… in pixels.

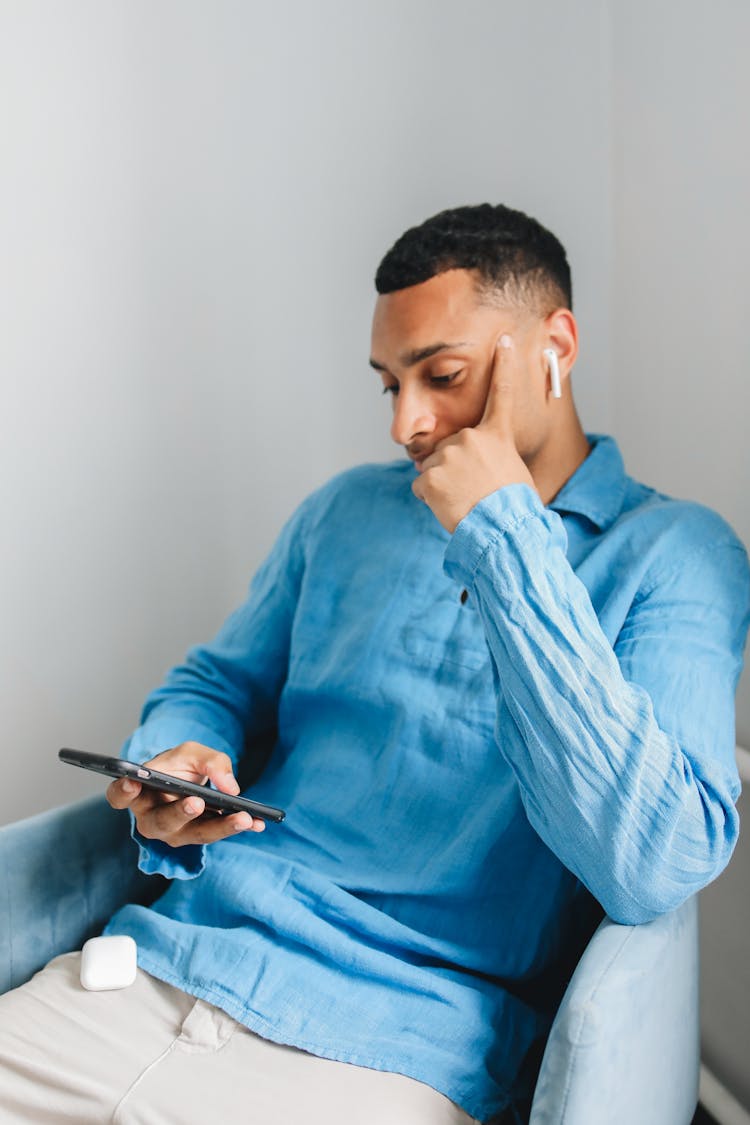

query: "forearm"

left=445, top=485, right=744, bottom=924
left=118, top=496, right=314, bottom=878
left=122, top=709, right=241, bottom=768
left=123, top=492, right=316, bottom=771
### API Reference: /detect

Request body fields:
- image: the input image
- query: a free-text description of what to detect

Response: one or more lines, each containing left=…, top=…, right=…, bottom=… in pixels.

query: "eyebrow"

left=368, top=341, right=473, bottom=373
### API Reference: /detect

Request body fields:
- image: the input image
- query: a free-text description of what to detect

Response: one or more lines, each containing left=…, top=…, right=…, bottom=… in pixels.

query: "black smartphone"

left=58, top=748, right=285, bottom=823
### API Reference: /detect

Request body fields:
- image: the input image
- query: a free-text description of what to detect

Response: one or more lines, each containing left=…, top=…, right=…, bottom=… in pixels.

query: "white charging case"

left=80, top=935, right=138, bottom=991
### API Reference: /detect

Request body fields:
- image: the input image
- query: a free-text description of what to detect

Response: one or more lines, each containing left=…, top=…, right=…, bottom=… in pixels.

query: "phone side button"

left=137, top=768, right=150, bottom=779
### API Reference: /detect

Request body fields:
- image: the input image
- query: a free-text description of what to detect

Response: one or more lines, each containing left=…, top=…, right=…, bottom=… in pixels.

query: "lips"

left=407, top=446, right=433, bottom=469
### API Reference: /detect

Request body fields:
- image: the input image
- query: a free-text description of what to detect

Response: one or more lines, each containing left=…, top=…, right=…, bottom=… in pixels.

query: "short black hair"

left=375, top=202, right=572, bottom=314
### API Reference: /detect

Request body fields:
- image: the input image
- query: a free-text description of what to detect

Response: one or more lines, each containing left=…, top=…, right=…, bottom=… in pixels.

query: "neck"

left=528, top=408, right=592, bottom=506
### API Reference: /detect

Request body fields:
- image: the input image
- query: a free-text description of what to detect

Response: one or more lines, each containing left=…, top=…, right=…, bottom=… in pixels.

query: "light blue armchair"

left=0, top=797, right=700, bottom=1123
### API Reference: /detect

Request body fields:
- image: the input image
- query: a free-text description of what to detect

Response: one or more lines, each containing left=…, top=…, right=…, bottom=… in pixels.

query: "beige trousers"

left=0, top=953, right=479, bottom=1125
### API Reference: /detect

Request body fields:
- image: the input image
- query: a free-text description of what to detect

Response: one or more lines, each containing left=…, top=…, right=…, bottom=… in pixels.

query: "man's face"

left=370, top=269, right=548, bottom=470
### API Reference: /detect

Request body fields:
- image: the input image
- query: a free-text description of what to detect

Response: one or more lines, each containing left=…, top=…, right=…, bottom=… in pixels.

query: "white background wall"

left=0, top=0, right=615, bottom=823
left=611, top=0, right=750, bottom=742
left=610, top=3, right=750, bottom=1112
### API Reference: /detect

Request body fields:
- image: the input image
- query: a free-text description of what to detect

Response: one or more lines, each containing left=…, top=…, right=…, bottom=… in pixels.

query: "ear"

left=543, top=309, right=578, bottom=387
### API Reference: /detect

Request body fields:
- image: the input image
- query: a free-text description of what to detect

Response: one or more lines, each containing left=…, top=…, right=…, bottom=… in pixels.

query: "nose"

left=389, top=386, right=437, bottom=446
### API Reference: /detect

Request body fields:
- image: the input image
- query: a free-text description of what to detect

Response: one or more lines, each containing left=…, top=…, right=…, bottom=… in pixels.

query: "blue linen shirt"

left=106, top=434, right=750, bottom=1122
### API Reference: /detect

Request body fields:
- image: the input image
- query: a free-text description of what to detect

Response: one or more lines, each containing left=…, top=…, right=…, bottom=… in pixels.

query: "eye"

left=429, top=370, right=463, bottom=387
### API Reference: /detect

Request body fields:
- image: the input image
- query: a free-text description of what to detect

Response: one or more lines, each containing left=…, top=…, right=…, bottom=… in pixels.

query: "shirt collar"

left=548, top=434, right=628, bottom=531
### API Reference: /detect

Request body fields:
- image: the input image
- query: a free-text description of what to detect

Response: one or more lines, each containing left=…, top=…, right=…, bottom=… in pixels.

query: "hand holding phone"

left=60, top=744, right=284, bottom=848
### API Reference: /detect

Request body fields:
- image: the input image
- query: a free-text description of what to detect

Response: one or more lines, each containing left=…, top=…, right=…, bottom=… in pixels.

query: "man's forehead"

left=373, top=269, right=479, bottom=316
left=373, top=273, right=490, bottom=331
left=370, top=272, right=522, bottom=369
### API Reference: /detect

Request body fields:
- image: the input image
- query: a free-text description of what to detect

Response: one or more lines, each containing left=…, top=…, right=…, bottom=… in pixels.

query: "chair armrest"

left=0, top=795, right=166, bottom=994
left=530, top=896, right=699, bottom=1125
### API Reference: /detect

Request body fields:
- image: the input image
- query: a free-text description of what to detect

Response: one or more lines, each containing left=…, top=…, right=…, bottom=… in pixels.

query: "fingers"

left=106, top=776, right=142, bottom=810
left=148, top=743, right=241, bottom=795
left=136, top=795, right=266, bottom=847
left=479, top=333, right=515, bottom=434
left=107, top=742, right=264, bottom=845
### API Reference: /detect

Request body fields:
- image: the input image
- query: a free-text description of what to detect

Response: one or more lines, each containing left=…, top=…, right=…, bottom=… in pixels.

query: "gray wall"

left=609, top=2, right=750, bottom=1112
left=0, top=0, right=614, bottom=823
left=611, top=0, right=750, bottom=745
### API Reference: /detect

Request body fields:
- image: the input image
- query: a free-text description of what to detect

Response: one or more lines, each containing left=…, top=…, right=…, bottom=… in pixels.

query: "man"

left=1, top=204, right=748, bottom=1124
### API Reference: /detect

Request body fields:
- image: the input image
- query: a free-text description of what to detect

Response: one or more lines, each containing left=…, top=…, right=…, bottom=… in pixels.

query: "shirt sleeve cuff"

left=444, top=483, right=560, bottom=586
left=128, top=814, right=206, bottom=880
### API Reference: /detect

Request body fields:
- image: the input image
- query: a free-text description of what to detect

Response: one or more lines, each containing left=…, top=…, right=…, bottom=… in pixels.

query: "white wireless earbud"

left=543, top=348, right=562, bottom=399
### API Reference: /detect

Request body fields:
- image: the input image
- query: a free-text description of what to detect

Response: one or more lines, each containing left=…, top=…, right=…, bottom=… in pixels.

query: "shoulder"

left=252, top=461, right=415, bottom=580
left=616, top=476, right=749, bottom=597
left=318, top=458, right=413, bottom=495
left=620, top=475, right=744, bottom=554
left=293, top=459, right=416, bottom=535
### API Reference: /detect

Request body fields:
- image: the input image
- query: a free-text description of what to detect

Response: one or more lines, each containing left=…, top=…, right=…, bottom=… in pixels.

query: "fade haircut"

left=375, top=203, right=572, bottom=315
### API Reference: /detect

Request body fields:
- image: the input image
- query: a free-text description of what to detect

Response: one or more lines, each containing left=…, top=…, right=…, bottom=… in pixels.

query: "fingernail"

left=184, top=799, right=201, bottom=816
left=122, top=780, right=138, bottom=795
left=234, top=815, right=252, bottom=832
left=222, top=772, right=240, bottom=795
left=499, top=334, right=512, bottom=349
